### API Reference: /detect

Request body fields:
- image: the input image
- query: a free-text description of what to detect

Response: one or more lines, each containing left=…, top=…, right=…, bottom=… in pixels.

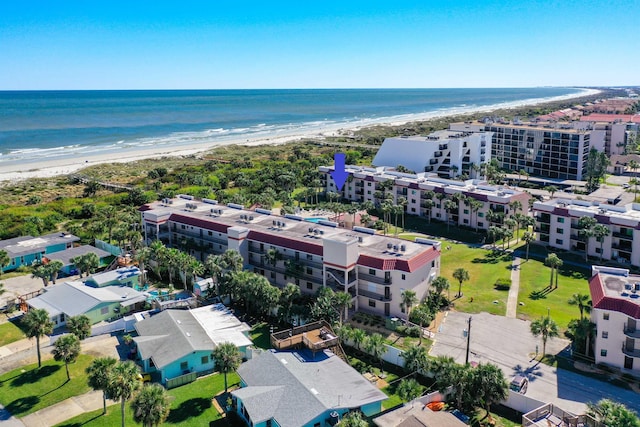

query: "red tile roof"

left=248, top=230, right=323, bottom=256
left=582, top=114, right=640, bottom=123
left=358, top=248, right=439, bottom=273
left=169, top=214, right=230, bottom=234
left=590, top=273, right=640, bottom=319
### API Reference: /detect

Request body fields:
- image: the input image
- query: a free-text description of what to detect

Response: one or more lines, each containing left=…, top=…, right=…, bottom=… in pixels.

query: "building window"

left=463, top=219, right=468, bottom=224
left=464, top=209, right=469, bottom=214
left=602, top=331, right=608, bottom=339
left=181, top=225, right=186, bottom=229
left=369, top=269, right=375, bottom=275
left=478, top=212, right=484, bottom=217
left=601, top=349, right=607, bottom=357
left=555, top=239, right=563, bottom=245
left=603, top=313, right=609, bottom=320
left=306, top=267, right=312, bottom=275
left=307, top=254, right=313, bottom=260
left=556, top=228, right=563, bottom=234
left=208, top=231, right=212, bottom=236
left=201, top=356, right=209, bottom=364
left=402, top=274, right=406, bottom=280
left=270, top=272, right=276, bottom=279
left=100, top=307, right=109, bottom=315
left=558, top=218, right=564, bottom=223
left=367, top=182, right=371, bottom=186
left=369, top=300, right=376, bottom=308
left=478, top=222, right=484, bottom=227
left=411, top=208, right=416, bottom=212
left=306, top=282, right=313, bottom=290
left=180, top=362, right=188, bottom=371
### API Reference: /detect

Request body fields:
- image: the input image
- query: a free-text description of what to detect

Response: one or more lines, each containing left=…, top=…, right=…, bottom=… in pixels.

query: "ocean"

left=0, top=88, right=586, bottom=168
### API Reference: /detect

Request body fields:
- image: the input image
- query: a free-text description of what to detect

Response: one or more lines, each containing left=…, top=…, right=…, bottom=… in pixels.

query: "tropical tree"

left=22, top=308, right=54, bottom=368
left=364, top=333, right=386, bottom=371
left=566, top=318, right=595, bottom=357
left=135, top=247, right=153, bottom=285
left=87, top=356, right=118, bottom=414
left=339, top=411, right=368, bottom=427
left=544, top=253, right=563, bottom=289
left=31, top=264, right=52, bottom=287
left=0, top=250, right=10, bottom=276
left=334, top=291, right=353, bottom=325
left=48, top=259, right=64, bottom=284
left=212, top=342, right=242, bottom=393
left=452, top=267, right=470, bottom=298
left=469, top=199, right=483, bottom=232
left=587, top=399, right=640, bottom=427
left=522, top=231, right=535, bottom=261
left=52, top=334, right=81, bottom=380
left=443, top=199, right=458, bottom=231
left=278, top=283, right=300, bottom=325
left=397, top=378, right=423, bottom=404
left=431, top=276, right=450, bottom=299
left=568, top=293, right=591, bottom=320
left=530, top=315, right=559, bottom=356
left=471, top=363, right=508, bottom=420
left=578, top=216, right=598, bottom=261
left=544, top=185, right=558, bottom=199
left=410, top=305, right=433, bottom=345
left=106, top=361, right=142, bottom=427
left=67, top=314, right=92, bottom=340
left=402, top=345, right=428, bottom=375
left=593, top=224, right=610, bottom=261
left=131, top=384, right=171, bottom=427
left=399, top=289, right=418, bottom=321
left=264, top=248, right=282, bottom=267
left=630, top=159, right=640, bottom=196
left=351, top=328, right=367, bottom=353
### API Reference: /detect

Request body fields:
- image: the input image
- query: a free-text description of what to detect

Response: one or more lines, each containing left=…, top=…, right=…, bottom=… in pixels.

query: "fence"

left=90, top=314, right=139, bottom=337
left=95, top=239, right=123, bottom=256
left=166, top=372, right=197, bottom=389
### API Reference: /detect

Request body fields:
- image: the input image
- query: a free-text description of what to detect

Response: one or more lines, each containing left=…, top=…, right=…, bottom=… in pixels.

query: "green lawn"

left=55, top=372, right=241, bottom=427
left=0, top=321, right=25, bottom=347
left=0, top=354, right=94, bottom=417
left=440, top=243, right=513, bottom=315
left=249, top=322, right=271, bottom=350
left=517, top=258, right=590, bottom=330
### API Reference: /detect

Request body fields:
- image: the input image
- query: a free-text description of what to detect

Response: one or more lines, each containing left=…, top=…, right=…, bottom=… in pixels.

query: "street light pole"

left=465, top=316, right=472, bottom=365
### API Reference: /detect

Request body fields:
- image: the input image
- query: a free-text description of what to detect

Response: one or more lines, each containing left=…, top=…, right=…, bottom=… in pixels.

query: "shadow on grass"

left=5, top=395, right=40, bottom=417
left=529, top=285, right=555, bottom=300
left=40, top=379, right=70, bottom=397
left=56, top=413, right=105, bottom=427
left=166, top=397, right=211, bottom=423
left=471, top=250, right=512, bottom=265
left=11, top=365, right=60, bottom=387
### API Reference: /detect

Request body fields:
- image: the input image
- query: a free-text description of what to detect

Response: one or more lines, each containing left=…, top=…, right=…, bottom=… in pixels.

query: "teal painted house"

left=27, top=280, right=147, bottom=328
left=42, top=245, right=112, bottom=276
left=231, top=350, right=386, bottom=427
left=0, top=232, right=79, bottom=272
left=84, top=266, right=141, bottom=288
left=134, top=305, right=252, bottom=385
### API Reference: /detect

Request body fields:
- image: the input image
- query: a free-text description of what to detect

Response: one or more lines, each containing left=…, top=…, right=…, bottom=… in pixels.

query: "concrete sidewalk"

left=506, top=256, right=522, bottom=318
left=21, top=391, right=115, bottom=427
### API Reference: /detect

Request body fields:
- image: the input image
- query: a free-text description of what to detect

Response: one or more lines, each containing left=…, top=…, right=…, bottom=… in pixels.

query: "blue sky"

left=0, top=0, right=637, bottom=89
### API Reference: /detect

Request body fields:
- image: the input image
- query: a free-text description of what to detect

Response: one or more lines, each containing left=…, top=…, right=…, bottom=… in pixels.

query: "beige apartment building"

left=319, top=166, right=529, bottom=232
left=140, top=196, right=441, bottom=318
left=589, top=266, right=640, bottom=373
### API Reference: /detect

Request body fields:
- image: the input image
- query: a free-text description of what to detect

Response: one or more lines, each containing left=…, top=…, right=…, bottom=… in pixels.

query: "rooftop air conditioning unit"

left=358, top=237, right=363, bottom=243
left=393, top=245, right=399, bottom=251
left=273, top=220, right=277, bottom=226
left=309, top=227, right=314, bottom=233
left=400, top=245, right=406, bottom=251
left=387, top=243, right=393, bottom=249
left=319, top=230, right=324, bottom=235
left=249, top=216, right=253, bottom=221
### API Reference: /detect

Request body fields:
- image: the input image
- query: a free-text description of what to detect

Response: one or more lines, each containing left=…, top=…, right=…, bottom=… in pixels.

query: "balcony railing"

left=621, top=344, right=640, bottom=358
left=624, top=327, right=640, bottom=339
left=613, top=231, right=634, bottom=240
left=358, top=288, right=392, bottom=302
left=612, top=243, right=632, bottom=253
left=358, top=272, right=392, bottom=285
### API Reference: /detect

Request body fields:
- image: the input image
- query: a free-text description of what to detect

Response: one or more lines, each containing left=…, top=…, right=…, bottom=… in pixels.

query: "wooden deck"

left=271, top=321, right=340, bottom=353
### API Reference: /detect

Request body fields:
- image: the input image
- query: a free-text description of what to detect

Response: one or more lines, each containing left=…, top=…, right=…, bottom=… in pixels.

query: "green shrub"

left=494, top=278, right=512, bottom=291
left=407, top=326, right=422, bottom=338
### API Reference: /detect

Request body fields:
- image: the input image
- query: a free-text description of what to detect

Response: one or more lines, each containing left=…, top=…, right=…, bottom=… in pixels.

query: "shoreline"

left=0, top=88, right=601, bottom=183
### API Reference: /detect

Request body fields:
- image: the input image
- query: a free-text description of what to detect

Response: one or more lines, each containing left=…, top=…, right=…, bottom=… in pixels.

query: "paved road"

left=431, top=311, right=640, bottom=415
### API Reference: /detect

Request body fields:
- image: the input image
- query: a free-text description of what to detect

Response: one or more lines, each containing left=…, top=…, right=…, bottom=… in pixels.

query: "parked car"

left=510, top=375, right=528, bottom=394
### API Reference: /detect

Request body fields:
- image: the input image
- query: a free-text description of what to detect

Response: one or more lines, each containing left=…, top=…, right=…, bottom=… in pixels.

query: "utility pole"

left=465, top=316, right=472, bottom=365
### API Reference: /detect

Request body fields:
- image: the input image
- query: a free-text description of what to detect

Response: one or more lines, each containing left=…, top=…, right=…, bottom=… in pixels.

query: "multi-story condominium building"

left=532, top=199, right=640, bottom=266
left=576, top=114, right=640, bottom=156
left=589, top=265, right=640, bottom=373
left=372, top=130, right=492, bottom=178
left=140, top=196, right=441, bottom=318
left=319, top=166, right=529, bottom=231
left=449, top=121, right=595, bottom=180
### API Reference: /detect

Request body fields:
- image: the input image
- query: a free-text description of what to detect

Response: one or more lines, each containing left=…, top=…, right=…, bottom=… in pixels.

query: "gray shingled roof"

left=43, top=245, right=111, bottom=267
left=27, top=281, right=145, bottom=318
left=86, top=266, right=141, bottom=286
left=232, top=350, right=387, bottom=427
left=133, top=310, right=215, bottom=369
left=0, top=233, right=79, bottom=257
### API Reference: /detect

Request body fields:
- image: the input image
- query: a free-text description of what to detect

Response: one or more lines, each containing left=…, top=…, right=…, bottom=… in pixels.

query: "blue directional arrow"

left=330, top=152, right=348, bottom=191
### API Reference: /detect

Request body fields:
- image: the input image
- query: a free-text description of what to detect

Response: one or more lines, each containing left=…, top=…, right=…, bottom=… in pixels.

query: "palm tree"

left=364, top=333, right=386, bottom=371
left=278, top=283, right=300, bottom=325
left=212, top=342, right=242, bottom=394
left=332, top=291, right=353, bottom=325
left=222, top=249, right=244, bottom=273
left=397, top=378, right=423, bottom=404
left=0, top=249, right=10, bottom=276
left=339, top=411, right=368, bottom=427
left=530, top=315, right=559, bottom=356
left=135, top=247, right=152, bottom=284
left=402, top=345, right=428, bottom=375
left=544, top=185, right=558, bottom=199
left=31, top=264, right=52, bottom=287
left=566, top=318, right=595, bottom=357
left=86, top=356, right=118, bottom=415
left=48, top=260, right=64, bottom=284
left=469, top=199, right=483, bottom=232
left=52, top=334, right=81, bottom=381
left=452, top=267, right=469, bottom=298
left=131, top=384, right=171, bottom=427
left=351, top=328, right=367, bottom=353
left=472, top=363, right=508, bottom=420
left=568, top=293, right=591, bottom=320
left=578, top=216, right=597, bottom=261
left=22, top=308, right=54, bottom=368
left=399, top=289, right=418, bottom=321
left=587, top=399, right=640, bottom=427
left=593, top=224, right=610, bottom=261
left=503, top=218, right=517, bottom=248
left=431, top=276, right=450, bottom=300
left=264, top=248, right=282, bottom=267
left=67, top=314, right=92, bottom=340
left=106, top=361, right=142, bottom=427
left=422, top=199, right=435, bottom=223
left=522, top=231, right=535, bottom=261
left=410, top=305, right=433, bottom=345
left=443, top=199, right=458, bottom=231
left=544, top=253, right=563, bottom=289
left=629, top=160, right=639, bottom=196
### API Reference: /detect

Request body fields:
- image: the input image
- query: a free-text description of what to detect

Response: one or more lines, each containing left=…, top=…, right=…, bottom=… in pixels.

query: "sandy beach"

left=0, top=88, right=601, bottom=183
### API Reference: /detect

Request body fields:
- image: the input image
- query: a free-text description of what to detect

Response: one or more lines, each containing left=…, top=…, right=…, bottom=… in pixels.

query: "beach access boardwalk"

left=69, top=174, right=133, bottom=192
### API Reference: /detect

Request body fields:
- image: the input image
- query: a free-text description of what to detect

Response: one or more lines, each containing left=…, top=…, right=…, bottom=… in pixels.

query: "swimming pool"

left=304, top=217, right=328, bottom=223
